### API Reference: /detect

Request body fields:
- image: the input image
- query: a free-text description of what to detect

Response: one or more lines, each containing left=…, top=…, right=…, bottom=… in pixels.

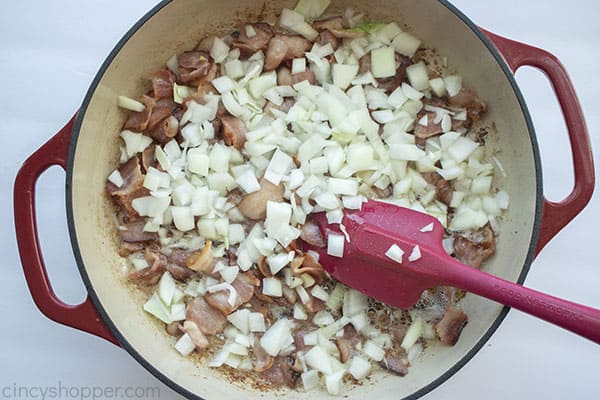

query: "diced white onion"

left=174, top=333, right=196, bottom=356
left=408, top=245, right=422, bottom=262
left=327, top=233, right=345, bottom=258
left=117, top=95, right=145, bottom=112
left=263, top=277, right=283, bottom=297
left=385, top=244, right=404, bottom=264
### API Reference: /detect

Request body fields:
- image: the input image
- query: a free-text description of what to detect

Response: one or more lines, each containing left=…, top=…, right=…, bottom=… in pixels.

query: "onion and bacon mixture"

left=106, top=0, right=509, bottom=394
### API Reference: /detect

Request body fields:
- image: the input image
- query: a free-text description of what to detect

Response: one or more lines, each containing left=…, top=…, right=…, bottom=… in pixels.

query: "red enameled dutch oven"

left=13, top=1, right=595, bottom=399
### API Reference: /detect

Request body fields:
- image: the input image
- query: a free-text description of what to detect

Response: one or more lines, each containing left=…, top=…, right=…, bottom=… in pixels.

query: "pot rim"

left=65, top=1, right=543, bottom=398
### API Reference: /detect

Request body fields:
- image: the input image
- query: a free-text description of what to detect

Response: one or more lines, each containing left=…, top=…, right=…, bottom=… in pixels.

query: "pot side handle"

left=13, top=115, right=119, bottom=346
left=482, top=30, right=595, bottom=255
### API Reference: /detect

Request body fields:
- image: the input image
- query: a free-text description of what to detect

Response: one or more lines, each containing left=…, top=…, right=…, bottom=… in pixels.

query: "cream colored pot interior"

left=70, top=0, right=538, bottom=398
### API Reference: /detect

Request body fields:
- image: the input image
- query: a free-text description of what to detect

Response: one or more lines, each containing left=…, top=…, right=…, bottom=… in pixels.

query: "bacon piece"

left=232, top=23, right=274, bottom=56
left=219, top=115, right=247, bottom=149
left=140, top=143, right=157, bottom=173
left=147, top=98, right=178, bottom=130
left=123, top=95, right=155, bottom=131
left=182, top=320, right=210, bottom=349
left=186, top=241, right=214, bottom=273
left=312, top=16, right=363, bottom=39
left=118, top=220, right=158, bottom=242
left=237, top=178, right=285, bottom=220
left=106, top=157, right=148, bottom=217
left=147, top=115, right=179, bottom=144
left=300, top=219, right=326, bottom=248
left=253, top=341, right=275, bottom=372
left=380, top=347, right=409, bottom=376
left=186, top=295, right=227, bottom=336
left=204, top=272, right=259, bottom=315
left=129, top=245, right=166, bottom=285
left=277, top=66, right=315, bottom=86
left=449, top=88, right=487, bottom=122
left=413, top=110, right=466, bottom=140
left=335, top=325, right=361, bottom=363
left=118, top=242, right=145, bottom=257
left=151, top=69, right=176, bottom=99
left=178, top=51, right=212, bottom=83
left=290, top=252, right=325, bottom=284
left=261, top=357, right=297, bottom=387
left=423, top=172, right=453, bottom=206
left=453, top=224, right=496, bottom=268
left=264, top=34, right=312, bottom=70
left=359, top=52, right=411, bottom=93
left=434, top=305, right=468, bottom=345
left=316, top=30, right=339, bottom=50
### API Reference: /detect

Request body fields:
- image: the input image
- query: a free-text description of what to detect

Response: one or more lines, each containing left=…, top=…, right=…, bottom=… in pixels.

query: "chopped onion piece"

left=443, top=75, right=462, bottom=97
left=207, top=282, right=238, bottom=306
left=259, top=319, right=292, bottom=356
left=107, top=169, right=124, bottom=187
left=385, top=244, right=404, bottom=264
left=249, top=312, right=266, bottom=332
left=267, top=253, right=291, bottom=275
left=245, top=24, right=257, bottom=37
left=211, top=76, right=236, bottom=93
left=263, top=277, right=283, bottom=297
left=301, top=370, right=320, bottom=391
left=327, top=233, right=345, bottom=258
left=311, top=285, right=329, bottom=302
left=401, top=82, right=424, bottom=101
left=429, top=77, right=446, bottom=97
left=408, top=245, right=421, bottom=262
left=401, top=316, right=423, bottom=350
left=294, top=303, right=308, bottom=320
left=292, top=57, right=307, bottom=74
left=406, top=61, right=429, bottom=91
left=332, top=63, right=359, bottom=89
left=227, top=309, right=250, bottom=334
left=174, top=333, right=196, bottom=356
left=349, top=355, right=371, bottom=379
left=362, top=340, right=385, bottom=361
left=304, top=346, right=333, bottom=375
left=420, top=222, right=434, bottom=232
left=210, top=37, right=230, bottom=63
left=325, top=370, right=345, bottom=395
left=392, top=32, right=421, bottom=57
left=117, top=95, right=145, bottom=112
left=370, top=46, right=396, bottom=78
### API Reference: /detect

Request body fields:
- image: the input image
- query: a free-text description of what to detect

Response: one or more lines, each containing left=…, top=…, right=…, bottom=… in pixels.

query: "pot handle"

left=14, top=115, right=119, bottom=346
left=482, top=30, right=595, bottom=255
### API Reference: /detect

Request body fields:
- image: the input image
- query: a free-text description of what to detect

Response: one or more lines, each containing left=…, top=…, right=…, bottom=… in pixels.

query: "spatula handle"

left=441, top=259, right=600, bottom=344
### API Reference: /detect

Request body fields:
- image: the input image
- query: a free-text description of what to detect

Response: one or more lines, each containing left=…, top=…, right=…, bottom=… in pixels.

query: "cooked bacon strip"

left=185, top=295, right=227, bottom=335
left=219, top=115, right=247, bottom=150
left=316, top=30, right=339, bottom=50
left=264, top=34, right=312, bottom=70
left=129, top=245, right=166, bottom=285
left=290, top=253, right=325, bottom=284
left=166, top=322, right=183, bottom=337
left=359, top=52, right=411, bottom=93
left=277, top=66, right=315, bottom=86
left=119, top=220, right=158, bottom=242
left=423, top=172, right=453, bottom=206
left=261, top=356, right=297, bottom=387
left=232, top=23, right=274, bottom=56
left=186, top=241, right=214, bottom=272
left=106, top=157, right=148, bottom=217
left=434, top=305, right=468, bottom=345
left=123, top=95, right=155, bottom=131
left=335, top=325, right=360, bottom=363
left=380, top=347, right=409, bottom=376
left=312, top=16, right=363, bottom=39
left=300, top=219, right=326, bottom=248
left=453, top=224, right=496, bottom=268
left=237, top=178, right=285, bottom=220
left=253, top=342, right=275, bottom=372
left=140, top=143, right=157, bottom=173
left=118, top=242, right=145, bottom=257
left=182, top=320, right=210, bottom=349
left=147, top=115, right=179, bottom=144
left=204, top=272, right=259, bottom=315
left=147, top=98, right=178, bottom=130
left=179, top=51, right=212, bottom=83
left=449, top=87, right=488, bottom=122
left=151, top=69, right=176, bottom=99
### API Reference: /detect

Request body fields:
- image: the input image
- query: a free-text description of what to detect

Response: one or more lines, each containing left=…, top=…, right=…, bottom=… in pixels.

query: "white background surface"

left=2, top=1, right=599, bottom=399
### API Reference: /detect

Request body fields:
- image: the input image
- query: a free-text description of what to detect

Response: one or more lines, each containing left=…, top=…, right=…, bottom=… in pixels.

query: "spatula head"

left=304, top=200, right=450, bottom=309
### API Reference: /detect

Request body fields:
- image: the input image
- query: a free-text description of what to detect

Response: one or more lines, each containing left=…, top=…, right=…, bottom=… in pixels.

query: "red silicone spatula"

left=304, top=200, right=600, bottom=344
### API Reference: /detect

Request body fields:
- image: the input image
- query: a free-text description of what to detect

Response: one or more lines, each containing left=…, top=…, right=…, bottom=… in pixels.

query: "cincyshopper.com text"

left=1, top=381, right=161, bottom=400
